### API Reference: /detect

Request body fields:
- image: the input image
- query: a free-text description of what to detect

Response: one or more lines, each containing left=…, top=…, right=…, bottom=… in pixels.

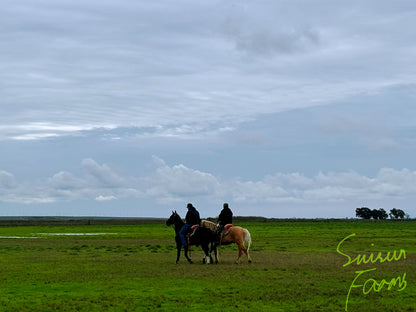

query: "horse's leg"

left=239, top=237, right=251, bottom=263
left=176, top=244, right=181, bottom=263
left=241, top=245, right=251, bottom=263
left=201, top=244, right=211, bottom=264
left=246, top=248, right=252, bottom=263
left=210, top=242, right=218, bottom=264
left=184, top=245, right=193, bottom=264
left=234, top=243, right=252, bottom=263
left=174, top=236, right=181, bottom=263
left=235, top=245, right=243, bottom=263
left=235, top=240, right=247, bottom=264
left=237, top=240, right=250, bottom=263
left=243, top=228, right=252, bottom=263
left=207, top=244, right=214, bottom=264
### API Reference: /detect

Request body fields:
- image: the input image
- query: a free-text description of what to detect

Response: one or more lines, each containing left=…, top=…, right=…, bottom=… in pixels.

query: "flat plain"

left=0, top=219, right=415, bottom=311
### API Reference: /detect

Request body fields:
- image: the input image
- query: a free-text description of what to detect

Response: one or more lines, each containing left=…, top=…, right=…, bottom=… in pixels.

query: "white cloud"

left=48, top=171, right=83, bottom=190
left=1, top=1, right=416, bottom=219
left=0, top=180, right=56, bottom=204
left=2, top=194, right=55, bottom=205
left=375, top=168, right=416, bottom=196
left=225, top=180, right=289, bottom=203
left=0, top=123, right=116, bottom=141
left=1, top=158, right=416, bottom=217
left=146, top=157, right=220, bottom=202
left=81, top=158, right=126, bottom=187
left=95, top=195, right=117, bottom=201
left=1, top=1, right=415, bottom=142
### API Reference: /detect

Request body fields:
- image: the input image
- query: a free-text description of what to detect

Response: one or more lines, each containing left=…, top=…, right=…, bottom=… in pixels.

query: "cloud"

left=81, top=158, right=126, bottom=187
left=95, top=195, right=117, bottom=201
left=375, top=168, right=416, bottom=196
left=1, top=157, right=416, bottom=218
left=48, top=171, right=84, bottom=190
left=0, top=179, right=56, bottom=204
left=147, top=157, right=220, bottom=202
left=224, top=18, right=320, bottom=56
left=1, top=1, right=416, bottom=219
left=2, top=1, right=415, bottom=142
left=225, top=179, right=289, bottom=203
left=0, top=171, right=16, bottom=188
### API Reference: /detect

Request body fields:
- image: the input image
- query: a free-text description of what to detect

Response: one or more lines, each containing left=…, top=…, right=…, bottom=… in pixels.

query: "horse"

left=201, top=219, right=252, bottom=264
left=166, top=211, right=218, bottom=264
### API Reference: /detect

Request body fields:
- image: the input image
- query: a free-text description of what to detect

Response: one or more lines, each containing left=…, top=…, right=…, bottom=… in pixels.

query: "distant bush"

left=371, top=208, right=388, bottom=220
left=389, top=208, right=405, bottom=219
left=355, top=207, right=372, bottom=219
left=356, top=207, right=409, bottom=220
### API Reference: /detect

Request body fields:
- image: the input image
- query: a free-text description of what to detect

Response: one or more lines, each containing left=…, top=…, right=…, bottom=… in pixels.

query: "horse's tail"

left=243, top=228, right=252, bottom=251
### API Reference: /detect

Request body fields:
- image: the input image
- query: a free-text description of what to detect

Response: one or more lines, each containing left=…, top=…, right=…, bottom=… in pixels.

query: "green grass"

left=0, top=220, right=414, bottom=311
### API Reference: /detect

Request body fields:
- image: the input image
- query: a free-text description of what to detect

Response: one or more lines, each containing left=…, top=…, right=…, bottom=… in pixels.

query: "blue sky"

left=1, top=0, right=416, bottom=218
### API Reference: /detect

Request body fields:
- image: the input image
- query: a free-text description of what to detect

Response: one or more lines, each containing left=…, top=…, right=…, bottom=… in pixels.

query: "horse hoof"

left=248, top=260, right=252, bottom=263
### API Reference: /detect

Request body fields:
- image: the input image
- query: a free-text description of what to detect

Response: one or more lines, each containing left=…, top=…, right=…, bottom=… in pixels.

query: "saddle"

left=186, top=225, right=200, bottom=246
left=190, top=225, right=200, bottom=232
left=221, top=224, right=233, bottom=237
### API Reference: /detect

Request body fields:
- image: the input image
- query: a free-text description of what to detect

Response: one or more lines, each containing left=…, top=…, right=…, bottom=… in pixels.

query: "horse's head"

left=166, top=210, right=181, bottom=226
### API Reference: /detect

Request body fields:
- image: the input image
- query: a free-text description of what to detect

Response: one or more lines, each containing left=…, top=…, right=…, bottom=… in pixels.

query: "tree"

left=389, top=208, right=405, bottom=219
left=356, top=207, right=372, bottom=219
left=372, top=208, right=388, bottom=220
left=356, top=207, right=388, bottom=220
left=380, top=208, right=388, bottom=219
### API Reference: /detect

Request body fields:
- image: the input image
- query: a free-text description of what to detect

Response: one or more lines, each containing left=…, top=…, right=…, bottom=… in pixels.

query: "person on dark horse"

left=216, top=203, right=233, bottom=244
left=179, top=203, right=201, bottom=248
left=166, top=209, right=217, bottom=264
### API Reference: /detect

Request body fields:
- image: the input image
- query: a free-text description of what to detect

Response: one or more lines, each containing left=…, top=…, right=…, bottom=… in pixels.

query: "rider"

left=179, top=203, right=201, bottom=247
left=216, top=203, right=233, bottom=242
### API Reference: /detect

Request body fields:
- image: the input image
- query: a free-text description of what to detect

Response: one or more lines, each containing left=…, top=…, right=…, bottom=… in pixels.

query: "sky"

left=1, top=0, right=416, bottom=218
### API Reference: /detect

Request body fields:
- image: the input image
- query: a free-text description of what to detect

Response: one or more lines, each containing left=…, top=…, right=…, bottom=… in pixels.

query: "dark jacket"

left=185, top=207, right=201, bottom=225
left=218, top=206, right=233, bottom=225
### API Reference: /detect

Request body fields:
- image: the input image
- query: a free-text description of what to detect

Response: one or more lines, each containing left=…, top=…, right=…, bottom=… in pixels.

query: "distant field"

left=0, top=220, right=414, bottom=311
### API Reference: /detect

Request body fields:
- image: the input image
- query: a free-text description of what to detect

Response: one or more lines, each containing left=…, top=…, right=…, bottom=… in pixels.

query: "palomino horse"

left=166, top=211, right=217, bottom=264
left=201, top=220, right=252, bottom=263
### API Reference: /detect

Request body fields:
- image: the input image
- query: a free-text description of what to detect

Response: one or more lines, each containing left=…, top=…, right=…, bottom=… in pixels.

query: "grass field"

left=0, top=220, right=415, bottom=311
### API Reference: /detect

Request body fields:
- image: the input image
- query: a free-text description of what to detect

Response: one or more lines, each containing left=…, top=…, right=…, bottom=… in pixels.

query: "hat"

left=187, top=203, right=194, bottom=209
left=223, top=203, right=229, bottom=208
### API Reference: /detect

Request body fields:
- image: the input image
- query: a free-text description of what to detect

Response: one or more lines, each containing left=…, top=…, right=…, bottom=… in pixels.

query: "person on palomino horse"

left=216, top=203, right=233, bottom=243
left=179, top=203, right=201, bottom=247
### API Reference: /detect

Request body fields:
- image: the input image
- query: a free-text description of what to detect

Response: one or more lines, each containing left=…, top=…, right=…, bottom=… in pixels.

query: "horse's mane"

left=201, top=219, right=216, bottom=231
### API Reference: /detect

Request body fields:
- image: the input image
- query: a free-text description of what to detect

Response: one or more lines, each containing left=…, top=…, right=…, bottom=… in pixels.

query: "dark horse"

left=166, top=211, right=218, bottom=264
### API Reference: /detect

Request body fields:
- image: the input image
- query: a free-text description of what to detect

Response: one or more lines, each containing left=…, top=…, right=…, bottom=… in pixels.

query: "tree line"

left=355, top=207, right=409, bottom=220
